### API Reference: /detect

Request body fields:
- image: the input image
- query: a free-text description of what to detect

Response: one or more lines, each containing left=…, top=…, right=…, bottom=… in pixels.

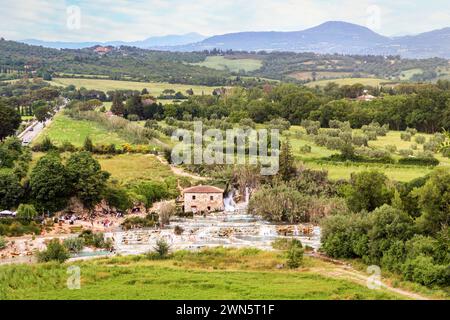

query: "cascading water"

left=224, top=190, right=237, bottom=212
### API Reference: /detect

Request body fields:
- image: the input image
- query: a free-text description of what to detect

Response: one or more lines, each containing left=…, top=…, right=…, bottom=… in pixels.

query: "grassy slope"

left=286, top=126, right=448, bottom=182
left=34, top=113, right=127, bottom=147
left=48, top=78, right=218, bottom=96
left=191, top=56, right=263, bottom=73
left=96, top=154, right=174, bottom=183
left=0, top=249, right=407, bottom=300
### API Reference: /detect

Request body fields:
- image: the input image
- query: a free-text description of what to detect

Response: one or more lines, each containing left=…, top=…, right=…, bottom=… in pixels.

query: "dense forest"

left=0, top=38, right=448, bottom=85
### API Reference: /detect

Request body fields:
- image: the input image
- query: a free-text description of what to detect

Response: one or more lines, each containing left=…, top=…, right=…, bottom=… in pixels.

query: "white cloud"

left=0, top=0, right=448, bottom=41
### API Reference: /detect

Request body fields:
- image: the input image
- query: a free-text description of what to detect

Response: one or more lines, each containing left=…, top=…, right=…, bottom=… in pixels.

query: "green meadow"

left=0, top=248, right=412, bottom=300
left=191, top=56, right=263, bottom=73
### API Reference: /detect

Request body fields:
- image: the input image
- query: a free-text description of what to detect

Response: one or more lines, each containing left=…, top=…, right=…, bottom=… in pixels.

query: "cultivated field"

left=305, top=77, right=391, bottom=87
left=190, top=56, right=263, bottom=73
left=47, top=78, right=219, bottom=96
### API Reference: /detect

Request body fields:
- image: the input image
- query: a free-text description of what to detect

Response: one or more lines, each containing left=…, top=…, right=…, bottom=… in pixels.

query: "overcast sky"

left=1, top=0, right=449, bottom=41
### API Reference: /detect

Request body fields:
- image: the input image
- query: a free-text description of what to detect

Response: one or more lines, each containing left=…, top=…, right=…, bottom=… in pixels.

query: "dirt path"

left=308, top=254, right=431, bottom=300
left=156, top=155, right=207, bottom=181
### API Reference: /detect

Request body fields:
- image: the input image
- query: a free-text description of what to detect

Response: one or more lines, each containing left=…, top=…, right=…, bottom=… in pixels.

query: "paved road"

left=19, top=99, right=67, bottom=146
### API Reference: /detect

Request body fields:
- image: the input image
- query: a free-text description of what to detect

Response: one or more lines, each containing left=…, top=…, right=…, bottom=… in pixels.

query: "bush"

left=385, top=145, right=397, bottom=153
left=174, top=225, right=184, bottom=235
left=400, top=132, right=412, bottom=141
left=398, top=156, right=439, bottom=166
left=402, top=256, right=449, bottom=286
left=423, top=140, right=438, bottom=152
left=399, top=149, right=413, bottom=157
left=16, top=204, right=38, bottom=221
left=37, top=239, right=70, bottom=263
left=410, top=143, right=417, bottom=150
left=352, top=135, right=368, bottom=147
left=299, top=145, right=312, bottom=153
left=415, top=136, right=426, bottom=144
left=148, top=238, right=170, bottom=259
left=0, top=236, right=6, bottom=250
left=127, top=114, right=140, bottom=121
left=60, top=140, right=77, bottom=152
left=405, top=128, right=417, bottom=136
left=63, top=237, right=85, bottom=253
left=286, top=245, right=304, bottom=269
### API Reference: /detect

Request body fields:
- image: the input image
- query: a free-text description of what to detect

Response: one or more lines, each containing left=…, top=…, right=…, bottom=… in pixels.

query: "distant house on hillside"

left=183, top=185, right=224, bottom=213
left=93, top=46, right=113, bottom=54
left=356, top=90, right=376, bottom=102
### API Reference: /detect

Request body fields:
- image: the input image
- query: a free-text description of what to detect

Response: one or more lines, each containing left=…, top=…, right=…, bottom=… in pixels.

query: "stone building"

left=183, top=185, right=224, bottom=213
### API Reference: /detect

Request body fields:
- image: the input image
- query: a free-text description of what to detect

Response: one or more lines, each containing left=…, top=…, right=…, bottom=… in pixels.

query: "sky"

left=0, top=0, right=449, bottom=42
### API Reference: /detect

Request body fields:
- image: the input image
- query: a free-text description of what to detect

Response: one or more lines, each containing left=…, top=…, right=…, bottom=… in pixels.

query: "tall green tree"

left=66, top=152, right=110, bottom=213
left=278, top=139, right=296, bottom=181
left=30, top=153, right=70, bottom=213
left=0, top=102, right=21, bottom=141
left=0, top=172, right=23, bottom=210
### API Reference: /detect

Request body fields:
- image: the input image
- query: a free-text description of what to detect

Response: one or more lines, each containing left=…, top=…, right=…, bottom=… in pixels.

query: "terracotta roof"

left=183, top=185, right=224, bottom=193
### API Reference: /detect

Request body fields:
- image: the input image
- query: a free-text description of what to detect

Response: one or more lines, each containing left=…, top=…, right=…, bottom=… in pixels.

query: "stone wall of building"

left=184, top=192, right=224, bottom=213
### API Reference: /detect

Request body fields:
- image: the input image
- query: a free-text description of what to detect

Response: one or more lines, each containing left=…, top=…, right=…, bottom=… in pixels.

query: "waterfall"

left=224, top=190, right=237, bottom=212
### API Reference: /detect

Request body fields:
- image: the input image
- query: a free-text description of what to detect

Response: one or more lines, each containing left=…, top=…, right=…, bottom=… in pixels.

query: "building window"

left=192, top=195, right=196, bottom=200
left=210, top=196, right=214, bottom=201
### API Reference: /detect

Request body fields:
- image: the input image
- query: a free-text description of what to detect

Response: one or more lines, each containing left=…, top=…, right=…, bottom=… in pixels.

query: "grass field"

left=191, top=56, right=263, bottom=73
left=0, top=248, right=414, bottom=300
left=305, top=77, right=391, bottom=87
left=34, top=113, right=127, bottom=147
left=285, top=126, right=448, bottom=182
left=96, top=154, right=175, bottom=183
left=399, top=69, right=423, bottom=81
left=289, top=71, right=354, bottom=81
left=48, top=78, right=219, bottom=96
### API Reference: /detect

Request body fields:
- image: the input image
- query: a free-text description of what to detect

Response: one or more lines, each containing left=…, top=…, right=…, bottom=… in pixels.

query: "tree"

left=0, top=172, right=23, bottom=210
left=416, top=169, right=450, bottom=234
left=0, top=102, right=21, bottom=140
left=33, top=104, right=53, bottom=123
left=16, top=204, right=38, bottom=220
left=37, top=239, right=70, bottom=263
left=278, top=140, right=296, bottom=181
left=66, top=152, right=110, bottom=213
left=110, top=92, right=125, bottom=116
left=83, top=137, right=94, bottom=152
left=30, top=153, right=69, bottom=213
left=343, top=171, right=393, bottom=213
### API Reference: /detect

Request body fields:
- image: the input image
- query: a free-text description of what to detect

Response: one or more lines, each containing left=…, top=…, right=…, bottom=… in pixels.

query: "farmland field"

left=190, top=56, right=263, bottom=72
left=47, top=78, right=219, bottom=96
left=0, top=248, right=424, bottom=300
left=305, top=77, right=391, bottom=87
left=289, top=71, right=354, bottom=81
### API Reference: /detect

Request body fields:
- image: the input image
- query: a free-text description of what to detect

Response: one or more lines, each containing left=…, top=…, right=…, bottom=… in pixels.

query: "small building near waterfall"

left=183, top=185, right=224, bottom=213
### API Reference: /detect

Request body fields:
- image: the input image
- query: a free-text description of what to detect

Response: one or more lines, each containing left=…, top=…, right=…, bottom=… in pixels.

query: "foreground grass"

left=48, top=78, right=218, bottom=96
left=0, top=248, right=406, bottom=300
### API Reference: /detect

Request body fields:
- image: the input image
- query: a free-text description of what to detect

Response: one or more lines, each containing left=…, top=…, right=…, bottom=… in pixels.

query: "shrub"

left=174, top=225, right=184, bottom=235
left=16, top=204, right=38, bottom=221
left=410, top=143, right=417, bottom=150
left=366, top=131, right=378, bottom=141
left=398, top=156, right=439, bottom=166
left=423, top=140, right=438, bottom=152
left=352, top=135, right=368, bottom=147
left=299, top=145, right=312, bottom=153
left=399, top=149, right=413, bottom=157
left=37, top=239, right=70, bottom=263
left=148, top=238, right=170, bottom=259
left=402, top=256, right=449, bottom=286
left=385, top=145, right=397, bottom=153
left=63, top=237, right=85, bottom=253
left=159, top=201, right=176, bottom=225
left=127, top=114, right=140, bottom=121
left=32, top=136, right=56, bottom=152
left=0, top=236, right=6, bottom=250
left=83, top=137, right=94, bottom=152
left=400, top=132, right=412, bottom=141
left=286, top=245, right=304, bottom=269
left=415, top=136, right=426, bottom=144
left=405, top=127, right=417, bottom=136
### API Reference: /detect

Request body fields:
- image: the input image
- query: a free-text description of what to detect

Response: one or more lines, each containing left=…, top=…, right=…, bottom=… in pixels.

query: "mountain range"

left=22, top=32, right=206, bottom=50
left=20, top=22, right=450, bottom=59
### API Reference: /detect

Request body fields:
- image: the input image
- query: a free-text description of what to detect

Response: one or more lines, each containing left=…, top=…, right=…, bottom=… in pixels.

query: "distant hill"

left=166, top=22, right=450, bottom=59
left=22, top=33, right=206, bottom=50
